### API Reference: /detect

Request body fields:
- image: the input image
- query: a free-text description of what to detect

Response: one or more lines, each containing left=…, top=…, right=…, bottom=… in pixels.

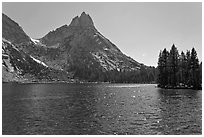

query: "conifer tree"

left=169, top=44, right=179, bottom=87
left=199, top=62, right=202, bottom=87
left=163, top=48, right=169, bottom=86
left=190, top=48, right=200, bottom=89
left=157, top=49, right=169, bottom=87
left=178, top=51, right=187, bottom=85
left=157, top=51, right=163, bottom=86
left=185, top=50, right=191, bottom=86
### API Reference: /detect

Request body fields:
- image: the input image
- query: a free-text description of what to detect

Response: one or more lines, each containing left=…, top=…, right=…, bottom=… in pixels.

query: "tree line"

left=71, top=64, right=156, bottom=83
left=157, top=44, right=202, bottom=89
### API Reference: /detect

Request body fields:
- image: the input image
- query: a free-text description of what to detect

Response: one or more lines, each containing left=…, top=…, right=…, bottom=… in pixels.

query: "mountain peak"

left=70, top=12, right=94, bottom=28
left=80, top=11, right=87, bottom=16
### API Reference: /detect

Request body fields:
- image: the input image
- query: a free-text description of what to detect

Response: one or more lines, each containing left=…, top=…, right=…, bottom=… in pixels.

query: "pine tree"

left=169, top=44, right=179, bottom=87
left=178, top=51, right=187, bottom=85
left=190, top=48, right=200, bottom=89
left=163, top=48, right=169, bottom=86
left=157, top=51, right=163, bottom=86
left=185, top=50, right=191, bottom=86
left=157, top=49, right=169, bottom=87
left=199, top=62, right=202, bottom=88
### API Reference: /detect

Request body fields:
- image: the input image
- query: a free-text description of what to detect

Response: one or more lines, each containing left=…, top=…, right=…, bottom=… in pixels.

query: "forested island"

left=157, top=44, right=202, bottom=90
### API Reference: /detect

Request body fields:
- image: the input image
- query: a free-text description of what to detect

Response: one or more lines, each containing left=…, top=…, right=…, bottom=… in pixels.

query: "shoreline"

left=3, top=81, right=201, bottom=90
left=158, top=85, right=202, bottom=90
left=2, top=81, right=157, bottom=85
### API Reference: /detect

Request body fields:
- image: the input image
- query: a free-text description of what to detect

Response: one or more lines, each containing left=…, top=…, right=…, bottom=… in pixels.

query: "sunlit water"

left=2, top=83, right=202, bottom=135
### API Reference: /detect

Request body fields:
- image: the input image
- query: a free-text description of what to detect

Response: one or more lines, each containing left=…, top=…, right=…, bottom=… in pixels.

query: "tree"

left=157, top=51, right=163, bottom=85
left=157, top=49, right=169, bottom=87
left=168, top=44, right=179, bottom=87
left=199, top=62, right=202, bottom=87
left=185, top=50, right=191, bottom=86
left=190, top=48, right=201, bottom=89
left=178, top=51, right=187, bottom=85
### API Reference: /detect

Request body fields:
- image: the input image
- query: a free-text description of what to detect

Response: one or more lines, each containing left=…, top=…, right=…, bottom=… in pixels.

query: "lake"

left=2, top=83, right=202, bottom=135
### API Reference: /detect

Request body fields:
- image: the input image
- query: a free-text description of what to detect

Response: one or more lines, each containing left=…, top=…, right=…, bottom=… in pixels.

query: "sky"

left=2, top=2, right=202, bottom=66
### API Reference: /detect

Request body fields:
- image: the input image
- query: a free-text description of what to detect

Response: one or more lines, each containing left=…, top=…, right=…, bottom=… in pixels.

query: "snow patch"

left=91, top=52, right=118, bottom=71
left=30, top=56, right=48, bottom=67
left=91, top=52, right=108, bottom=70
left=2, top=38, right=11, bottom=45
left=30, top=37, right=40, bottom=44
left=2, top=39, right=20, bottom=52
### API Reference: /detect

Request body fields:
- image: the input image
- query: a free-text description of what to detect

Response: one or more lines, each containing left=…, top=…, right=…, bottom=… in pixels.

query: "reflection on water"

left=2, top=83, right=202, bottom=135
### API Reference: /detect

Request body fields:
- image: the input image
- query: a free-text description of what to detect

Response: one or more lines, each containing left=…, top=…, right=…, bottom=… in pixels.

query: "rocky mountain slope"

left=2, top=12, right=155, bottom=82
left=39, top=12, right=142, bottom=72
left=2, top=38, right=73, bottom=82
left=2, top=13, right=73, bottom=82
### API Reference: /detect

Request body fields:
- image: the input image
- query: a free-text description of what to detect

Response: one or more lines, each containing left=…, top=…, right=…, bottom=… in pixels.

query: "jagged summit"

left=70, top=12, right=94, bottom=27
left=40, top=12, right=96, bottom=46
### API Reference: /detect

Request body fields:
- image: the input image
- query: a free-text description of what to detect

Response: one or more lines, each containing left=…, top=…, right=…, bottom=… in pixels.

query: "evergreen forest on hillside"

left=71, top=64, right=157, bottom=83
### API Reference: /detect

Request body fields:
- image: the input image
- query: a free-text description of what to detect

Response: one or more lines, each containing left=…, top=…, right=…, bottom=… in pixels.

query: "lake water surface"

left=2, top=83, right=202, bottom=135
